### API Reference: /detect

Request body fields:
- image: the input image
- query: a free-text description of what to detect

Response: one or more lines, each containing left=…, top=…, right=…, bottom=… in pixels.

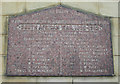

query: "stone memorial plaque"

left=6, top=5, right=114, bottom=76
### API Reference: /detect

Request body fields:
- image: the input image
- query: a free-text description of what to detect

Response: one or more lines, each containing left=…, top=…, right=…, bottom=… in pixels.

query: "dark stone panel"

left=6, top=5, right=114, bottom=76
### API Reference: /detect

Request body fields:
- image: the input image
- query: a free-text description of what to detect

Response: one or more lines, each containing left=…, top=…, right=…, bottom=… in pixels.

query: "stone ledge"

left=2, top=76, right=37, bottom=82
left=36, top=77, right=72, bottom=82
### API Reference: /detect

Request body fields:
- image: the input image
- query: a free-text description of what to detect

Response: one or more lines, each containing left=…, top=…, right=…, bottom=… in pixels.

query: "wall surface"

left=0, top=0, right=119, bottom=83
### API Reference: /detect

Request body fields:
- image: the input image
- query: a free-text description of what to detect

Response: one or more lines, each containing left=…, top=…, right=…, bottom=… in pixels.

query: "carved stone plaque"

left=6, top=5, right=114, bottom=76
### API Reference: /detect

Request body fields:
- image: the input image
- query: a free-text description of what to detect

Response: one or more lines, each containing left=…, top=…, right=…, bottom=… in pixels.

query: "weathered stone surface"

left=26, top=2, right=59, bottom=11
left=112, top=37, right=120, bottom=55
left=26, top=0, right=59, bottom=2
left=1, top=16, right=9, bottom=35
left=2, top=0, right=26, bottom=2
left=119, top=56, right=120, bottom=75
left=0, top=3, right=2, bottom=15
left=99, top=2, right=118, bottom=17
left=111, top=18, right=119, bottom=36
left=61, top=2, right=99, bottom=14
left=0, top=35, right=8, bottom=55
left=0, top=35, right=2, bottom=55
left=0, top=56, right=2, bottom=75
left=0, top=16, right=2, bottom=35
left=2, top=2, right=25, bottom=15
left=7, top=5, right=114, bottom=76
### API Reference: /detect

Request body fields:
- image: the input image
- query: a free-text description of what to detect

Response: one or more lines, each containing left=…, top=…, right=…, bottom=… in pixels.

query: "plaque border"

left=5, top=4, right=115, bottom=77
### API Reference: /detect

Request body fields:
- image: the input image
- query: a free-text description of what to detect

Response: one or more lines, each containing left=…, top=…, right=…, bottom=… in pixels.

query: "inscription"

left=16, top=24, right=103, bottom=31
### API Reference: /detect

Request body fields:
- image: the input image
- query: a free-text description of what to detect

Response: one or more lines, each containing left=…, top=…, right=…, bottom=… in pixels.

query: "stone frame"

left=0, top=1, right=119, bottom=83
